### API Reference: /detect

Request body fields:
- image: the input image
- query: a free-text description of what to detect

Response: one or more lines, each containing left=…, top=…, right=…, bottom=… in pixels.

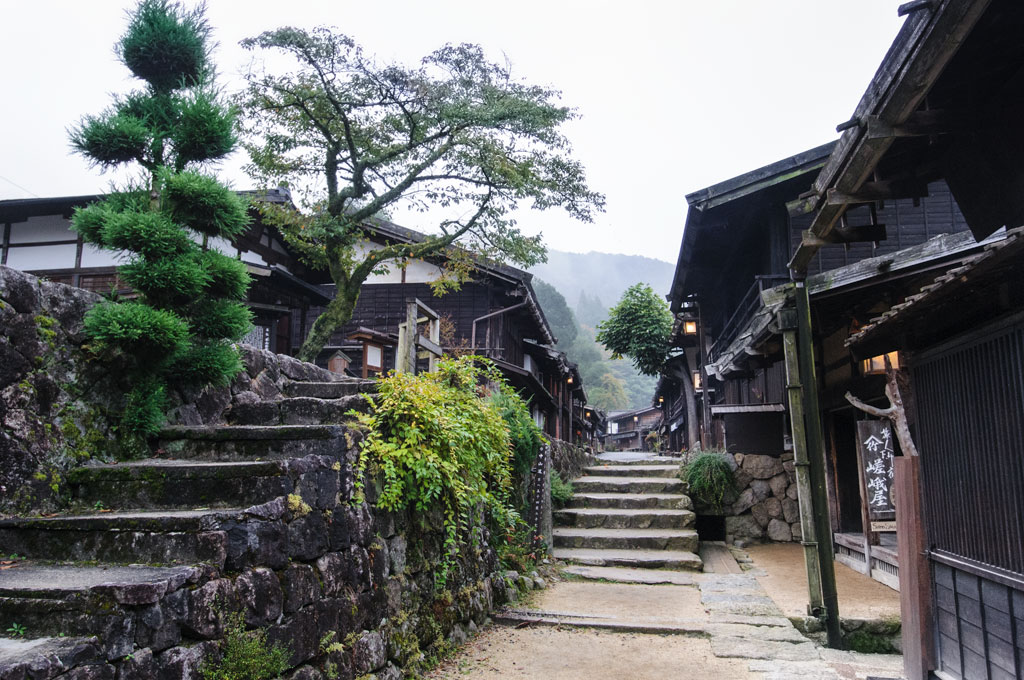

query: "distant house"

left=605, top=406, right=662, bottom=451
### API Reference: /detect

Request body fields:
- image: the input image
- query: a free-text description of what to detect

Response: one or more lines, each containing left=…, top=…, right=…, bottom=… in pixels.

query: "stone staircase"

left=553, top=457, right=703, bottom=571
left=0, top=377, right=376, bottom=677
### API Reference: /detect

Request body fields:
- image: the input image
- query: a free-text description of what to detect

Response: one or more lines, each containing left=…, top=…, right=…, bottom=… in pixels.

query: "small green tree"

left=597, top=283, right=698, bottom=446
left=589, top=372, right=629, bottom=411
left=596, top=284, right=672, bottom=375
left=69, top=0, right=252, bottom=447
left=238, top=29, right=604, bottom=362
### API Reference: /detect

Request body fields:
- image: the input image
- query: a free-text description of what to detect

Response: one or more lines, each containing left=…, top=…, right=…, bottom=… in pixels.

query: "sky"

left=0, top=1, right=906, bottom=262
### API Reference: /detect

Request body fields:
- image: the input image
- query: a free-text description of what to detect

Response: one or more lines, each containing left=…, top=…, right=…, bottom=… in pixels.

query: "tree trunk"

left=296, top=282, right=361, bottom=363
left=668, top=363, right=700, bottom=451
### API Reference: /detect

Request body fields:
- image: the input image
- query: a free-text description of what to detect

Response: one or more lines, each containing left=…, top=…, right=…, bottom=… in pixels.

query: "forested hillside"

left=533, top=279, right=658, bottom=411
left=530, top=250, right=676, bottom=314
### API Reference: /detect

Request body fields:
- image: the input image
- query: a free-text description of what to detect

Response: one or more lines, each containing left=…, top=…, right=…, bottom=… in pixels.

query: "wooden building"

left=297, top=216, right=592, bottom=444
left=785, top=1, right=1024, bottom=675
left=0, top=190, right=331, bottom=354
left=605, top=406, right=663, bottom=452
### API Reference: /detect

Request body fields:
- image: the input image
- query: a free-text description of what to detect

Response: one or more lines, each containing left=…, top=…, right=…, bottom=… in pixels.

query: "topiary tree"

left=69, top=0, right=252, bottom=450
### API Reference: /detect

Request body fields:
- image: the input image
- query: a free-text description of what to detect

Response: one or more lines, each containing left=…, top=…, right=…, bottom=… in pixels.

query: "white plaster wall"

left=8, top=215, right=74, bottom=243
left=6, top=243, right=78, bottom=270
left=354, top=238, right=442, bottom=284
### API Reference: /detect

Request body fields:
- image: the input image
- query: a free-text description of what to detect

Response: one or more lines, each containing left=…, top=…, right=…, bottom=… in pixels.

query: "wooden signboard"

left=856, top=420, right=897, bottom=524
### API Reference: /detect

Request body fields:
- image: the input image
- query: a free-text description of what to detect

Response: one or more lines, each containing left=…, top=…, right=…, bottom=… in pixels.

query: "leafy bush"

left=682, top=449, right=735, bottom=511
left=200, top=612, right=290, bottom=680
left=488, top=385, right=544, bottom=512
left=352, top=356, right=518, bottom=586
left=497, top=517, right=540, bottom=574
left=550, top=472, right=574, bottom=508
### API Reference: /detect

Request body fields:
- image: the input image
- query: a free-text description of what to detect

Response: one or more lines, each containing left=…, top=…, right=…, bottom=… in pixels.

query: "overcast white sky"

left=0, top=1, right=905, bottom=262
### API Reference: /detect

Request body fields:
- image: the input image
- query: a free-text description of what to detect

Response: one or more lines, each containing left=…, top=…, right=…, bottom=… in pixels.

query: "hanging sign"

left=856, top=420, right=896, bottom=525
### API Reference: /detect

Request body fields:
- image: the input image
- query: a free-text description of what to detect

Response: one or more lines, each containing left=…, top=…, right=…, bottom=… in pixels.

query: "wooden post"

left=794, top=280, right=842, bottom=648
left=854, top=436, right=876, bottom=576
left=779, top=308, right=825, bottom=618
left=895, top=455, right=934, bottom=680
left=396, top=300, right=417, bottom=374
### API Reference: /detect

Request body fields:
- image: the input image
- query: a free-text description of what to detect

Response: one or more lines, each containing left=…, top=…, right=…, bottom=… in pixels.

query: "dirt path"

left=745, top=542, right=900, bottom=620
left=428, top=626, right=758, bottom=680
left=429, top=564, right=906, bottom=680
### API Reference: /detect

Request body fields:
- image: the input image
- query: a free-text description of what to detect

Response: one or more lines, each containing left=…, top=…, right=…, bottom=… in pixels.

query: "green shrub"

left=488, top=385, right=544, bottom=512
left=171, top=342, right=245, bottom=388
left=497, top=517, right=540, bottom=574
left=352, top=356, right=517, bottom=586
left=83, top=301, right=189, bottom=361
left=550, top=472, right=574, bottom=508
left=199, top=612, right=290, bottom=680
left=682, top=449, right=735, bottom=511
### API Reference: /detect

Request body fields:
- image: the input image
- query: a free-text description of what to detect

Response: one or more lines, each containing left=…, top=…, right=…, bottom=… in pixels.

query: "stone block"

left=353, top=631, right=387, bottom=674
left=741, top=454, right=785, bottom=480
left=316, top=552, right=349, bottom=596
left=750, top=479, right=771, bottom=502
left=387, top=535, right=407, bottom=575
left=282, top=563, right=321, bottom=614
left=769, top=473, right=788, bottom=498
left=288, top=512, right=330, bottom=561
left=183, top=579, right=235, bottom=639
left=237, top=567, right=283, bottom=627
left=64, top=665, right=116, bottom=680
left=786, top=484, right=799, bottom=500
left=782, top=498, right=799, bottom=524
left=117, top=647, right=157, bottom=680
left=725, top=514, right=764, bottom=541
left=732, top=488, right=757, bottom=515
left=767, top=519, right=792, bottom=542
left=268, top=608, right=318, bottom=667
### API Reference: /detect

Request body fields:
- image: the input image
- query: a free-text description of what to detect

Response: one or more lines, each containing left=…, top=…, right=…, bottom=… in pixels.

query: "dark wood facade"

left=0, top=191, right=331, bottom=355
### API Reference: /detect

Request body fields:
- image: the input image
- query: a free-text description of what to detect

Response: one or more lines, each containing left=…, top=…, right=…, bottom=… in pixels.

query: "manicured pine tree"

left=69, top=0, right=252, bottom=448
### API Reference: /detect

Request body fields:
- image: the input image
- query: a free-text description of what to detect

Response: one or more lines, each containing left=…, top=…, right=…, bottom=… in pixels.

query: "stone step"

left=283, top=380, right=377, bottom=399
left=554, top=507, right=695, bottom=530
left=67, top=459, right=293, bottom=510
left=0, top=636, right=103, bottom=678
left=157, top=424, right=350, bottom=461
left=553, top=527, right=699, bottom=552
left=553, top=547, right=703, bottom=572
left=227, top=394, right=370, bottom=426
left=0, top=509, right=239, bottom=567
left=593, top=455, right=681, bottom=466
left=582, top=464, right=680, bottom=478
left=0, top=564, right=201, bottom=659
left=571, top=476, right=686, bottom=495
left=567, top=493, right=693, bottom=510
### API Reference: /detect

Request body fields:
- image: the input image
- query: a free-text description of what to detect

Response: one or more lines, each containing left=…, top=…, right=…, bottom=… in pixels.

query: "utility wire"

left=0, top=175, right=39, bottom=198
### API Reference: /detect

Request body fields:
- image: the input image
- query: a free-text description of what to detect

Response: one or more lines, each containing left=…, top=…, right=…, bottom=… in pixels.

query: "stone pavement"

left=432, top=565, right=906, bottom=680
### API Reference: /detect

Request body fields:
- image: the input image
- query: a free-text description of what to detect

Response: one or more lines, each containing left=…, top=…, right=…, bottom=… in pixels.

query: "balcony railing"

left=710, top=275, right=789, bottom=360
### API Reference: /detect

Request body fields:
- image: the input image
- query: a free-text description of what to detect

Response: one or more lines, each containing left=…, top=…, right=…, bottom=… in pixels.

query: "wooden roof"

left=788, top=0, right=1024, bottom=273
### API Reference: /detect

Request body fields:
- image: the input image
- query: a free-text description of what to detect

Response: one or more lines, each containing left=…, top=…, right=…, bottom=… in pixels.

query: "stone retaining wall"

left=550, top=439, right=592, bottom=482
left=0, top=265, right=350, bottom=515
left=682, top=449, right=802, bottom=544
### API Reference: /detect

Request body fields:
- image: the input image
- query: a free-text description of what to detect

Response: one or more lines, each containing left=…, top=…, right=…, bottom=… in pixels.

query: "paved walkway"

left=430, top=565, right=905, bottom=680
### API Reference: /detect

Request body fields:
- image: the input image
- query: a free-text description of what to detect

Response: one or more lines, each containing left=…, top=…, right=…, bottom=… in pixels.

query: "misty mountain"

left=529, top=250, right=676, bottom=316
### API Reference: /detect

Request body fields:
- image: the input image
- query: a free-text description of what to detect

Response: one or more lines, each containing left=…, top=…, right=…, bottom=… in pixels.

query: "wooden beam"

left=825, top=180, right=930, bottom=204
left=787, top=195, right=819, bottom=217
left=788, top=0, right=994, bottom=274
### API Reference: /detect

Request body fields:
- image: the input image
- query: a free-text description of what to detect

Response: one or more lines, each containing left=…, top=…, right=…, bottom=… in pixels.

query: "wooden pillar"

left=396, top=300, right=417, bottom=374
left=779, top=308, right=825, bottom=618
left=793, top=281, right=842, bottom=648
left=895, top=455, right=935, bottom=680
